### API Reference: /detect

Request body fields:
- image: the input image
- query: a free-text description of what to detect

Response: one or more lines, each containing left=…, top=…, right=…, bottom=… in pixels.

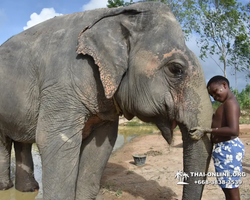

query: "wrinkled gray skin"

left=0, top=2, right=213, bottom=200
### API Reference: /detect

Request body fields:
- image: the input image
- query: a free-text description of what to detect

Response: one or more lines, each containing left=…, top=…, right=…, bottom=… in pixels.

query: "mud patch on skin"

left=134, top=50, right=160, bottom=78
left=82, top=115, right=103, bottom=139
left=17, top=164, right=32, bottom=174
left=60, top=134, right=72, bottom=143
left=162, top=12, right=177, bottom=22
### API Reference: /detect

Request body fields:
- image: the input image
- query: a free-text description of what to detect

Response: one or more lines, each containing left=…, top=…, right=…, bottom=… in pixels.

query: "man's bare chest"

left=213, top=104, right=226, bottom=127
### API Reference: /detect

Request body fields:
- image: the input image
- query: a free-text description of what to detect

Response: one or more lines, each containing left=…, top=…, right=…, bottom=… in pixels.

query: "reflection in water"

left=114, top=125, right=158, bottom=151
left=0, top=125, right=158, bottom=200
left=0, top=188, right=41, bottom=200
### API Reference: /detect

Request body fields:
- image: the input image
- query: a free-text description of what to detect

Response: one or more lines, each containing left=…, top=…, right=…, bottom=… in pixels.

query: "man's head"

left=207, top=75, right=230, bottom=102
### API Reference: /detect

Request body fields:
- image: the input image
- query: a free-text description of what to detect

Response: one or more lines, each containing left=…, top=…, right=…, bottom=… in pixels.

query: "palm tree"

left=183, top=172, right=189, bottom=182
left=175, top=170, right=183, bottom=182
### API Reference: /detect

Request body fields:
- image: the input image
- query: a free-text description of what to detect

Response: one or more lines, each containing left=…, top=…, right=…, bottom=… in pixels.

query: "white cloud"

left=82, top=0, right=108, bottom=11
left=23, top=8, right=62, bottom=30
left=82, top=0, right=133, bottom=11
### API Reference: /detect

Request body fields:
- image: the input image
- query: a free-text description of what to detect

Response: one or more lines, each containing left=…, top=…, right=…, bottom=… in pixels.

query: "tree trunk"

left=235, top=66, right=238, bottom=95
left=223, top=55, right=227, bottom=78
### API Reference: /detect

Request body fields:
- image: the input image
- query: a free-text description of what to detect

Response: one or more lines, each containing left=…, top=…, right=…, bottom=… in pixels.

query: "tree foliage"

left=107, top=0, right=133, bottom=7
left=228, top=32, right=250, bottom=90
left=107, top=0, right=124, bottom=8
left=193, top=0, right=250, bottom=79
left=233, top=84, right=250, bottom=110
left=247, top=2, right=250, bottom=12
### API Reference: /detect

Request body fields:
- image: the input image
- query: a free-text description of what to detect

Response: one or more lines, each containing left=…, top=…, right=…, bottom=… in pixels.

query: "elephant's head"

left=77, top=2, right=213, bottom=199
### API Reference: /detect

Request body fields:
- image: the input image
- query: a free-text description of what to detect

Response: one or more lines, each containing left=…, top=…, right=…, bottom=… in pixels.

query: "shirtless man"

left=190, top=75, right=245, bottom=200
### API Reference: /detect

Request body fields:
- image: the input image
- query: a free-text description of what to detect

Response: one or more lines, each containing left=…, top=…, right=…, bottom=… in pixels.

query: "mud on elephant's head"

left=77, top=2, right=212, bottom=144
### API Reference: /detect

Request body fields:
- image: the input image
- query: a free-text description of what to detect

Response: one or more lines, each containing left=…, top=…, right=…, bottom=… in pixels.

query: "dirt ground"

left=97, top=124, right=250, bottom=200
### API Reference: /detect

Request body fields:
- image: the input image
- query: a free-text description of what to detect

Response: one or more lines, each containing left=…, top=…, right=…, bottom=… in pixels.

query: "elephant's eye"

left=168, top=63, right=183, bottom=76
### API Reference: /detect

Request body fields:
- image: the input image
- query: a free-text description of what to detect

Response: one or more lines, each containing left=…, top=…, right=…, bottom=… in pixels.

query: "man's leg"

left=222, top=188, right=240, bottom=200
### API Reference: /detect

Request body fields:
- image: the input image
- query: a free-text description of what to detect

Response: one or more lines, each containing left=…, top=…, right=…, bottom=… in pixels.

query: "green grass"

left=240, top=109, right=250, bottom=124
left=115, top=189, right=123, bottom=197
left=100, top=182, right=123, bottom=197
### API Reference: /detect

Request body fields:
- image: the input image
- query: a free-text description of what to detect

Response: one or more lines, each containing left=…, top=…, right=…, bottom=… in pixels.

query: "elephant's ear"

left=76, top=7, right=146, bottom=99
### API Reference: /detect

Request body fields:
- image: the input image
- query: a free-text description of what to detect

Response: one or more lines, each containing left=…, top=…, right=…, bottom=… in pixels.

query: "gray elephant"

left=0, top=2, right=213, bottom=200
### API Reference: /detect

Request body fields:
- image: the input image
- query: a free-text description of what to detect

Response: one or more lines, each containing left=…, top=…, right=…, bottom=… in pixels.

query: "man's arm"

left=190, top=99, right=240, bottom=140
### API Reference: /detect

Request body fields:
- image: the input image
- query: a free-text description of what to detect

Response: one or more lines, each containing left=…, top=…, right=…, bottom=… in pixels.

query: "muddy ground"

left=97, top=124, right=250, bottom=200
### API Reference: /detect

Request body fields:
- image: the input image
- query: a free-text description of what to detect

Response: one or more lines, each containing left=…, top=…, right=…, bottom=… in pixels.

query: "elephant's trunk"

left=179, top=74, right=213, bottom=199
left=180, top=125, right=212, bottom=200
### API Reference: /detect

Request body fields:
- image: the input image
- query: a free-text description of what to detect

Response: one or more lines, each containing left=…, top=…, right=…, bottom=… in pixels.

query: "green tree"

left=107, top=0, right=134, bottom=7
left=192, top=0, right=250, bottom=79
left=247, top=2, right=250, bottom=12
left=107, top=0, right=126, bottom=8
left=236, top=84, right=250, bottom=109
left=229, top=33, right=250, bottom=92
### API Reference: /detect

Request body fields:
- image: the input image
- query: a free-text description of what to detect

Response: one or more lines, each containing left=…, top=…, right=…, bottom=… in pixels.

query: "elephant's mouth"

left=156, top=120, right=177, bottom=144
left=171, top=120, right=177, bottom=130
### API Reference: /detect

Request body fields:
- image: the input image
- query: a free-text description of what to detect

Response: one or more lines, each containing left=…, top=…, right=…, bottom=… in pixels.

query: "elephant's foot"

left=15, top=176, right=39, bottom=192
left=0, top=180, right=14, bottom=190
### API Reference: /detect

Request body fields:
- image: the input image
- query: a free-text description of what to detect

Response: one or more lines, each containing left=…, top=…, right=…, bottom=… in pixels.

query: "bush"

left=233, top=84, right=250, bottom=110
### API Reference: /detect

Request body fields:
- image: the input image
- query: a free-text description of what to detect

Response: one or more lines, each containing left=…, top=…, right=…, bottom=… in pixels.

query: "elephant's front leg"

left=76, top=119, right=118, bottom=200
left=0, top=133, right=13, bottom=190
left=14, top=141, right=39, bottom=192
left=36, top=101, right=85, bottom=200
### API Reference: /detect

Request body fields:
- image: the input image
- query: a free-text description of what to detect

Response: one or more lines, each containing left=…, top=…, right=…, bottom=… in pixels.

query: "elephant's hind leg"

left=76, top=119, right=118, bottom=200
left=14, top=142, right=39, bottom=192
left=0, top=134, right=13, bottom=190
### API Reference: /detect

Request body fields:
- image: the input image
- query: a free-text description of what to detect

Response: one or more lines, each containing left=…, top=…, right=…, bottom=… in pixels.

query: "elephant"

left=0, top=2, right=213, bottom=200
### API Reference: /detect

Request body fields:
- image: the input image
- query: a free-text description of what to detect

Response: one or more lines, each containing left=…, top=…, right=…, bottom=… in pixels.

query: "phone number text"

left=194, top=180, right=242, bottom=185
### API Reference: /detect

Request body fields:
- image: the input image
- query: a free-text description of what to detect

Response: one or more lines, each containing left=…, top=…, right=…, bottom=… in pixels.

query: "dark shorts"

left=212, top=137, right=245, bottom=188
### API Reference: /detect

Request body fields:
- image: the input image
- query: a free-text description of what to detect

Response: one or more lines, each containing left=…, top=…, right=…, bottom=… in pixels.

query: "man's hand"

left=189, top=127, right=212, bottom=140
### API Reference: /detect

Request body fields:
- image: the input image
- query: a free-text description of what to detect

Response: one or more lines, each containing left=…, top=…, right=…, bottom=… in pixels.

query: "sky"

left=0, top=0, right=249, bottom=92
